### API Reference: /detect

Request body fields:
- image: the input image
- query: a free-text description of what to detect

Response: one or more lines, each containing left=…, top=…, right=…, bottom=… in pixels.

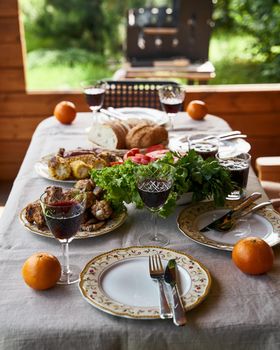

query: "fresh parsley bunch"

left=91, top=150, right=233, bottom=218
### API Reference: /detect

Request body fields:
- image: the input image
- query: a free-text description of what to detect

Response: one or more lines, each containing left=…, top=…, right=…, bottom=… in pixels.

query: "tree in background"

left=231, top=0, right=280, bottom=78
left=23, top=0, right=105, bottom=52
left=21, top=0, right=149, bottom=54
left=20, top=0, right=279, bottom=82
left=213, top=0, right=280, bottom=79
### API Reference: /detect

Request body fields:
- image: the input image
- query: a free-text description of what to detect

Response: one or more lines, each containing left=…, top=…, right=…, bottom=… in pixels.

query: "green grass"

left=209, top=32, right=276, bottom=84
left=25, top=48, right=118, bottom=90
left=26, top=63, right=115, bottom=90
left=25, top=32, right=276, bottom=90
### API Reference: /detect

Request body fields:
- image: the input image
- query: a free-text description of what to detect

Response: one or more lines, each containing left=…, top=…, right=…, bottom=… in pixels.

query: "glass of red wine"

left=188, top=133, right=219, bottom=160
left=82, top=80, right=107, bottom=121
left=216, top=152, right=251, bottom=200
left=136, top=164, right=174, bottom=246
left=40, top=191, right=86, bottom=285
left=158, top=85, right=185, bottom=130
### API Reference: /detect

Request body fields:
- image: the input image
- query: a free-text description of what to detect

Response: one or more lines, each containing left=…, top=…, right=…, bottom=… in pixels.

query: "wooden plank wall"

left=0, top=0, right=26, bottom=180
left=0, top=0, right=279, bottom=181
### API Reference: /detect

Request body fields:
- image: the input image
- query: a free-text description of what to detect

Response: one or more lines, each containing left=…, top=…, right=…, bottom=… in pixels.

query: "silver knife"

left=164, top=259, right=187, bottom=326
left=199, top=192, right=262, bottom=232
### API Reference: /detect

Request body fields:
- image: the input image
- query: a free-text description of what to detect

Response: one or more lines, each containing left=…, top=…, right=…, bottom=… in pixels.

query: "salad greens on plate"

left=91, top=150, right=233, bottom=218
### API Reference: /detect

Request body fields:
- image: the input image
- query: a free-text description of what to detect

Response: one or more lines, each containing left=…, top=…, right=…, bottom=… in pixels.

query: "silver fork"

left=149, top=255, right=172, bottom=319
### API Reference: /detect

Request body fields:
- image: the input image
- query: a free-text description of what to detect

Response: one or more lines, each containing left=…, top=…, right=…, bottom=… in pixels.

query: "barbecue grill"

left=126, top=0, right=213, bottom=66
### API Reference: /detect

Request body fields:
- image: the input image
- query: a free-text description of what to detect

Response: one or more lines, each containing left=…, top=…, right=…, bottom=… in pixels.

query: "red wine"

left=85, top=88, right=105, bottom=111
left=45, top=201, right=84, bottom=240
left=220, top=160, right=250, bottom=188
left=138, top=179, right=172, bottom=210
left=160, top=98, right=182, bottom=114
left=192, top=143, right=218, bottom=160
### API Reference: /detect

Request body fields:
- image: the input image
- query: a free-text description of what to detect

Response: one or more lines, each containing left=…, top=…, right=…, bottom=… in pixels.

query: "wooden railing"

left=0, top=0, right=279, bottom=181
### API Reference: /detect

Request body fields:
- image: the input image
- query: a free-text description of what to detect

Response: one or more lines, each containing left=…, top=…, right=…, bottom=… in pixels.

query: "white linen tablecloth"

left=0, top=113, right=279, bottom=350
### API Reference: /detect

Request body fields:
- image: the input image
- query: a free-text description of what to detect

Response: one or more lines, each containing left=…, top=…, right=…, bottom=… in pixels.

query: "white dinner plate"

left=116, top=107, right=168, bottom=126
left=177, top=202, right=280, bottom=251
left=79, top=246, right=211, bottom=319
left=169, top=137, right=251, bottom=158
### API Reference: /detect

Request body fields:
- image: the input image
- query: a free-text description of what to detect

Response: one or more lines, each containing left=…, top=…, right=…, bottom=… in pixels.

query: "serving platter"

left=177, top=201, right=280, bottom=251
left=79, top=246, right=211, bottom=319
left=20, top=206, right=127, bottom=239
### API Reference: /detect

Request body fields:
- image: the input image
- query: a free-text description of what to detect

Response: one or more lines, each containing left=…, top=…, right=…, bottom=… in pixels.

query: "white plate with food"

left=169, top=137, right=251, bottom=158
left=79, top=246, right=211, bottom=319
left=115, top=107, right=168, bottom=126
left=88, top=117, right=168, bottom=150
left=34, top=148, right=123, bottom=182
left=177, top=201, right=280, bottom=251
left=34, top=157, right=76, bottom=183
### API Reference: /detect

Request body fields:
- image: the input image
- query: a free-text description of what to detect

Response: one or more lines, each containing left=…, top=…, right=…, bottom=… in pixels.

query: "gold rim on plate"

left=177, top=201, right=280, bottom=251
left=19, top=206, right=127, bottom=239
left=79, top=246, right=211, bottom=319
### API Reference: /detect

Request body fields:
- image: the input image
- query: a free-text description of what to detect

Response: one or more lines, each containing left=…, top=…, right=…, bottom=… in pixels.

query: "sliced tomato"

left=141, top=154, right=152, bottom=161
left=145, top=144, right=166, bottom=153
left=145, top=149, right=170, bottom=159
left=123, top=148, right=140, bottom=160
left=110, top=161, right=124, bottom=166
left=129, top=156, right=143, bottom=164
left=140, top=159, right=150, bottom=165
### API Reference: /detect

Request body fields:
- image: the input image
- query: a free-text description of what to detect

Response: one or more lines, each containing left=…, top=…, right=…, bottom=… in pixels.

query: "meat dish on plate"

left=25, top=180, right=116, bottom=233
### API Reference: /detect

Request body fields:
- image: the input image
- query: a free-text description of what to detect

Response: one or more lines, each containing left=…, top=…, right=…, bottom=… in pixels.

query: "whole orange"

left=54, top=101, right=76, bottom=124
left=22, top=252, right=61, bottom=290
left=232, top=237, right=274, bottom=275
left=186, top=100, right=208, bottom=120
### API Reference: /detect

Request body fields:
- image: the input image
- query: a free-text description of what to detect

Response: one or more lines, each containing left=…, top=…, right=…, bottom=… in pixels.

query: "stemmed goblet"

left=40, top=190, right=86, bottom=285
left=81, top=80, right=107, bottom=123
left=158, top=84, right=185, bottom=130
left=136, top=164, right=174, bottom=246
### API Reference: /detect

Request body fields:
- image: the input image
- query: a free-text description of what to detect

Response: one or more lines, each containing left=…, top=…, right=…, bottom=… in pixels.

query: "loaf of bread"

left=126, top=123, right=168, bottom=149
left=88, top=122, right=126, bottom=149
left=88, top=119, right=168, bottom=150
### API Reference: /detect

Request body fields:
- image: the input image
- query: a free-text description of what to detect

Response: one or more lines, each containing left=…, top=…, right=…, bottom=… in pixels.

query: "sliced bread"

left=88, top=122, right=126, bottom=149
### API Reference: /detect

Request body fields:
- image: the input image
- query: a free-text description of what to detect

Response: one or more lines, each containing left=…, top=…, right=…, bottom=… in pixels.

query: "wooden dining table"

left=0, top=111, right=279, bottom=350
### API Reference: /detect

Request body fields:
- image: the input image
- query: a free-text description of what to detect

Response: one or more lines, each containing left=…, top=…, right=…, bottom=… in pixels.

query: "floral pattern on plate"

left=177, top=201, right=280, bottom=251
left=79, top=246, right=211, bottom=319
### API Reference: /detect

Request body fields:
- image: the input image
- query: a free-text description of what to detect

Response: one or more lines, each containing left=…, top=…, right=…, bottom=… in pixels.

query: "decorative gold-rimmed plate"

left=79, top=246, right=211, bottom=319
left=19, top=206, right=127, bottom=239
left=177, top=201, right=280, bottom=251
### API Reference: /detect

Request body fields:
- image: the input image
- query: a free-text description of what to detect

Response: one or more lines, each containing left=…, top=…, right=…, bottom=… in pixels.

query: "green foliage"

left=213, top=0, right=280, bottom=80
left=20, top=0, right=279, bottom=87
left=20, top=0, right=151, bottom=54
left=91, top=151, right=233, bottom=218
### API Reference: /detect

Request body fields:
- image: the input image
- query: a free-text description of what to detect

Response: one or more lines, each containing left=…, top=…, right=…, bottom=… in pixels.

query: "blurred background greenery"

left=20, top=0, right=280, bottom=90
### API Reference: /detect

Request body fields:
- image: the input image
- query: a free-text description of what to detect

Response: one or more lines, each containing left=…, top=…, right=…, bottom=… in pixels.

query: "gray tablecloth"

left=0, top=113, right=279, bottom=350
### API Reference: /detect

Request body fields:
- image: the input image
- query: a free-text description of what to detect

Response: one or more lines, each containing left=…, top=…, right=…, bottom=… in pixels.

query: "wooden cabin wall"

left=0, top=0, right=279, bottom=181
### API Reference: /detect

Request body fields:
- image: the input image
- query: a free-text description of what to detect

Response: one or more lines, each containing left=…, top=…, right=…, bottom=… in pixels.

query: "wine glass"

left=216, top=152, right=251, bottom=200
left=188, top=133, right=219, bottom=160
left=136, top=164, right=174, bottom=246
left=82, top=80, right=107, bottom=122
left=40, top=190, right=86, bottom=285
left=158, top=85, right=185, bottom=130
